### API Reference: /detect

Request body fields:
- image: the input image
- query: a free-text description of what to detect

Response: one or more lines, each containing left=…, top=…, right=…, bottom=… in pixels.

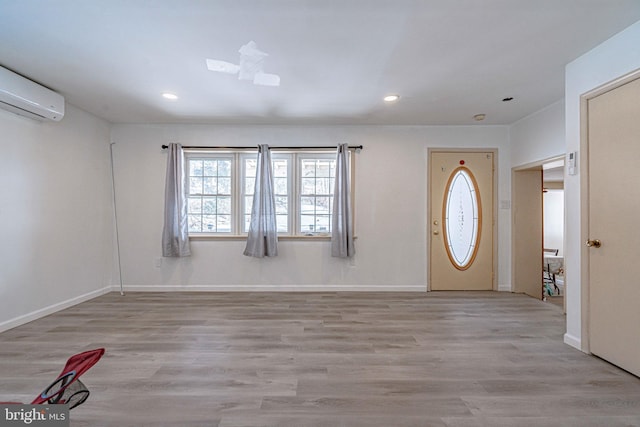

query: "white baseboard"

left=115, top=284, right=428, bottom=292
left=497, top=283, right=512, bottom=292
left=564, top=333, right=582, bottom=351
left=0, top=286, right=112, bottom=333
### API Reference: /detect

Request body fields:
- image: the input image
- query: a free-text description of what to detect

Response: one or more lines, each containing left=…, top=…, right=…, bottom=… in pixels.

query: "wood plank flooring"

left=1, top=291, right=639, bottom=426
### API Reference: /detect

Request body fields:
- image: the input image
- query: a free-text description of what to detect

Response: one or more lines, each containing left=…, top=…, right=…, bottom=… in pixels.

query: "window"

left=242, top=155, right=290, bottom=233
left=187, top=157, right=233, bottom=233
left=443, top=167, right=481, bottom=270
left=299, top=155, right=335, bottom=235
left=185, top=150, right=351, bottom=237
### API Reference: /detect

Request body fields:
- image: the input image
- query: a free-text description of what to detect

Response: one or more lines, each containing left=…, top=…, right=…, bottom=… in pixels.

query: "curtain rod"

left=161, top=144, right=363, bottom=151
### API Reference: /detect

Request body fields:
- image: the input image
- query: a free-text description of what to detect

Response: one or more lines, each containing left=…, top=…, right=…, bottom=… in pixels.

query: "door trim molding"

left=580, top=67, right=640, bottom=353
left=426, top=148, right=498, bottom=291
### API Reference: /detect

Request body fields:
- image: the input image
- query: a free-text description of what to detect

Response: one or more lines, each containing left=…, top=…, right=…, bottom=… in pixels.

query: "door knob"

left=433, top=230, right=439, bottom=235
left=585, top=239, right=602, bottom=248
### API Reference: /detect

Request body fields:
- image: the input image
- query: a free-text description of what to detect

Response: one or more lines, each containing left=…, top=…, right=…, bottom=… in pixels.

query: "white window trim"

left=296, top=152, right=336, bottom=237
left=185, top=153, right=236, bottom=234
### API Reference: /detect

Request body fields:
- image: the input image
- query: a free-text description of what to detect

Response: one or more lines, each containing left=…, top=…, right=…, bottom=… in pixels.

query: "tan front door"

left=587, top=74, right=640, bottom=377
left=430, top=151, right=494, bottom=290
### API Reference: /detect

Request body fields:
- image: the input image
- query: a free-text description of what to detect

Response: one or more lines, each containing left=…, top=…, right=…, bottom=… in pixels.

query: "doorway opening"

left=542, top=159, right=565, bottom=309
left=511, top=157, right=565, bottom=309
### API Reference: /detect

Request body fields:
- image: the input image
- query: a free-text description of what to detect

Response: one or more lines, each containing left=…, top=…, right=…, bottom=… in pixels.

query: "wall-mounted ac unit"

left=0, top=66, right=65, bottom=122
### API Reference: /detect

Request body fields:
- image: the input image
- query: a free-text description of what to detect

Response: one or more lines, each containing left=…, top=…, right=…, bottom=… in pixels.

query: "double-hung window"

left=187, top=156, right=233, bottom=233
left=298, top=154, right=335, bottom=235
left=185, top=149, right=351, bottom=237
left=242, top=154, right=291, bottom=233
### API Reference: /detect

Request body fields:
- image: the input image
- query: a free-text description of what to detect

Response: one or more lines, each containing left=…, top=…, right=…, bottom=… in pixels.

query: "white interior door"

left=430, top=151, right=494, bottom=290
left=587, top=75, right=640, bottom=377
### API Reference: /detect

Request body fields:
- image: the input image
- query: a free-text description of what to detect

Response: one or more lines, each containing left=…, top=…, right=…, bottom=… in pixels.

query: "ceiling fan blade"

left=206, top=59, right=239, bottom=74
left=206, top=42, right=280, bottom=86
left=253, top=72, right=280, bottom=87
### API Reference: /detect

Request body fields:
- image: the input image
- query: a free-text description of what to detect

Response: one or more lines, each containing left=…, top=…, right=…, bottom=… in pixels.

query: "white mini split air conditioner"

left=0, top=66, right=65, bottom=121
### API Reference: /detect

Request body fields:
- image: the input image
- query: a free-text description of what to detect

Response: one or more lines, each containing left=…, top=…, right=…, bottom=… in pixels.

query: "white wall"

left=543, top=190, right=564, bottom=256
left=509, top=100, right=565, bottom=168
left=110, top=124, right=511, bottom=292
left=565, top=20, right=640, bottom=351
left=0, top=105, right=114, bottom=332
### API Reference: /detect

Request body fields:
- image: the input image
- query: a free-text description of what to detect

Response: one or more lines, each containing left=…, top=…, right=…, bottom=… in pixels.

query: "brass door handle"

left=586, top=239, right=602, bottom=248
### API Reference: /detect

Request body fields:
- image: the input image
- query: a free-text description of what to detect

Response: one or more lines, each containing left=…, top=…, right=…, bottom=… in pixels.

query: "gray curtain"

left=162, top=143, right=191, bottom=257
left=331, top=143, right=355, bottom=257
left=244, top=144, right=278, bottom=257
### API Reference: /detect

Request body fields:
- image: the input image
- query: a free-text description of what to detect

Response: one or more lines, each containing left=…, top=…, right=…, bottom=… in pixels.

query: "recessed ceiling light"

left=473, top=113, right=486, bottom=121
left=383, top=94, right=400, bottom=102
left=162, top=92, right=178, bottom=100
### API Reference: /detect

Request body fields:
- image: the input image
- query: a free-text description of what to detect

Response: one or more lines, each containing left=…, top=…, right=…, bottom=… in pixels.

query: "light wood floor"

left=1, top=291, right=640, bottom=427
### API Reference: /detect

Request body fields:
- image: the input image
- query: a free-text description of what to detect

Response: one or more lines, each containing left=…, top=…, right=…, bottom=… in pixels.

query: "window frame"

left=296, top=152, right=336, bottom=237
left=184, top=148, right=354, bottom=240
left=185, top=153, right=236, bottom=234
left=240, top=152, right=293, bottom=235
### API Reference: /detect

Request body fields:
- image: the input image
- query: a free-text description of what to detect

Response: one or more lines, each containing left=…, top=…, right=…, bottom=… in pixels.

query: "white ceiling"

left=2, top=1, right=639, bottom=125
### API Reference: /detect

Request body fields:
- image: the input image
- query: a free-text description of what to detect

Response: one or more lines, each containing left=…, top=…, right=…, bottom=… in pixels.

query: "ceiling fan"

left=206, top=41, right=281, bottom=87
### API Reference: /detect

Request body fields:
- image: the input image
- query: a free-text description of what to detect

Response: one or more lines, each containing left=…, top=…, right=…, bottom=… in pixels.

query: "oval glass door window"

left=443, top=167, right=482, bottom=270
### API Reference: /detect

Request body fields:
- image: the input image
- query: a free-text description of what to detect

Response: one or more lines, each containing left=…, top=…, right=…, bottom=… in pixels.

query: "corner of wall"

left=0, top=286, right=112, bottom=333
left=563, top=333, right=582, bottom=351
